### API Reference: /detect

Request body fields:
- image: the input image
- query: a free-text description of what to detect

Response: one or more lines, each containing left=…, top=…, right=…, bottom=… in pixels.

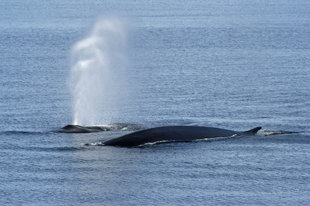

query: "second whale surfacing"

left=103, top=126, right=262, bottom=147
left=58, top=123, right=144, bottom=133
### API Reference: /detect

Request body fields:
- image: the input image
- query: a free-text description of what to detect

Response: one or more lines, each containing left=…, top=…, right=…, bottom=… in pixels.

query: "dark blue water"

left=1, top=0, right=310, bottom=205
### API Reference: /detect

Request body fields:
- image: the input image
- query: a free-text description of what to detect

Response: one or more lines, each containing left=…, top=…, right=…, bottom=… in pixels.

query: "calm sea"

left=0, top=0, right=309, bottom=205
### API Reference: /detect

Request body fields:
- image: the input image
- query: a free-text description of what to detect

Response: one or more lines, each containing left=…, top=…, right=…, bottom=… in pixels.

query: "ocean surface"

left=1, top=0, right=310, bottom=205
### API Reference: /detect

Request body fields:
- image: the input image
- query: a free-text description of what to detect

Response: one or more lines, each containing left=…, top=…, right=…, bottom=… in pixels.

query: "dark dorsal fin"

left=244, top=127, right=262, bottom=135
left=62, top=125, right=79, bottom=130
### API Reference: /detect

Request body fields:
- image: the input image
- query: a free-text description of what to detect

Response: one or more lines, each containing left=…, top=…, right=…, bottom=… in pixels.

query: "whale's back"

left=103, top=126, right=256, bottom=147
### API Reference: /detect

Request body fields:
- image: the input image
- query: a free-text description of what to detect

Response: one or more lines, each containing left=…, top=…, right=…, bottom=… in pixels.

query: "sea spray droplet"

left=70, top=18, right=128, bottom=126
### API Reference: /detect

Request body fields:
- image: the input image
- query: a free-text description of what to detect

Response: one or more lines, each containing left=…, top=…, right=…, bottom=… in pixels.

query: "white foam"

left=259, top=129, right=297, bottom=136
left=201, top=134, right=238, bottom=141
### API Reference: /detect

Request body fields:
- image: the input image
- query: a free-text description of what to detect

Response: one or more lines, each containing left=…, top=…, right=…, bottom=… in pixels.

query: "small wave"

left=138, top=140, right=173, bottom=147
left=0, top=130, right=50, bottom=135
left=199, top=134, right=238, bottom=142
left=84, top=142, right=105, bottom=146
left=85, top=140, right=175, bottom=147
left=260, top=130, right=298, bottom=136
left=25, top=146, right=86, bottom=152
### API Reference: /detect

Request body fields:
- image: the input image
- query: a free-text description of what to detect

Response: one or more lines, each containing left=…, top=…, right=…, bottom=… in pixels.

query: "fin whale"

left=57, top=124, right=144, bottom=133
left=58, top=125, right=110, bottom=133
left=103, top=126, right=262, bottom=147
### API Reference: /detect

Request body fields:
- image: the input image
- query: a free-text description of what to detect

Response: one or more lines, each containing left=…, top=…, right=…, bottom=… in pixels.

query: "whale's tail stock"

left=244, top=126, right=262, bottom=135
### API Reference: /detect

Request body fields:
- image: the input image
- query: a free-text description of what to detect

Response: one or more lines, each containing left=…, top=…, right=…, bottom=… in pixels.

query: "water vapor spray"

left=70, top=18, right=128, bottom=125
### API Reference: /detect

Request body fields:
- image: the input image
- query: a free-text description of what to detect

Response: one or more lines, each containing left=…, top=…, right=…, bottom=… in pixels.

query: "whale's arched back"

left=103, top=126, right=262, bottom=147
